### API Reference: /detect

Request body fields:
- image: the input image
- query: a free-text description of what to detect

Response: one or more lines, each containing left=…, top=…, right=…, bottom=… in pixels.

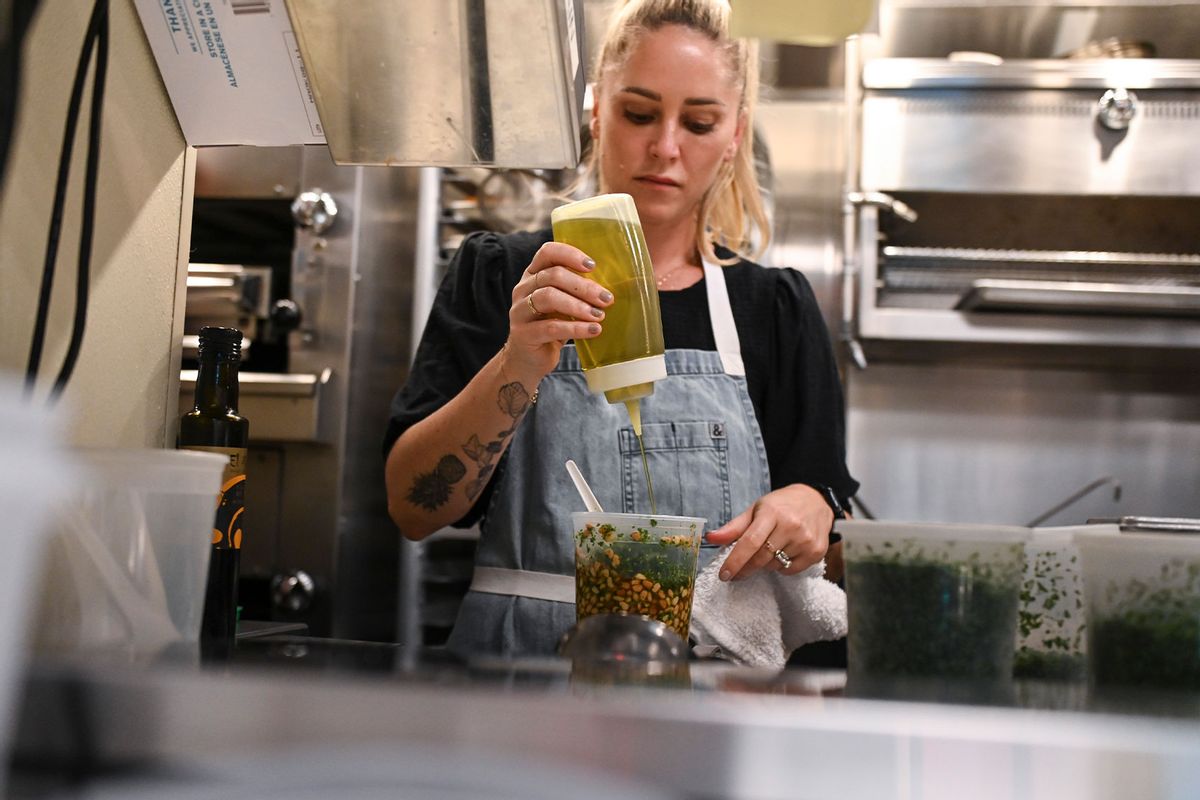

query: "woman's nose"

left=649, top=122, right=681, bottom=160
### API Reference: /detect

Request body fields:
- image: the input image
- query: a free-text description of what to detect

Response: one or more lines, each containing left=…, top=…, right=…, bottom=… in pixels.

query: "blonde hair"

left=588, top=0, right=769, bottom=265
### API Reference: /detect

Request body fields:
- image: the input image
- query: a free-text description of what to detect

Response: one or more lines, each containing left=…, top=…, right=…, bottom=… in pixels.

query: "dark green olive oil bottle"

left=179, top=326, right=248, bottom=651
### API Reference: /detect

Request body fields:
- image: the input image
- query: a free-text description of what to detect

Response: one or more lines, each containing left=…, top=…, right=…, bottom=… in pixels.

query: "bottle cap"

left=198, top=326, right=243, bottom=360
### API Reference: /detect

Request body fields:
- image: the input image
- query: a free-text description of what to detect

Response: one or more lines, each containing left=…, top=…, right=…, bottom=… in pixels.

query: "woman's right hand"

left=504, top=242, right=614, bottom=379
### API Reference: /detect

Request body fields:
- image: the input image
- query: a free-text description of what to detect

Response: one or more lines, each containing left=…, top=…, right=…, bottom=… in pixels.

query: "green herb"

left=1013, top=649, right=1086, bottom=681
left=1090, top=558, right=1200, bottom=689
left=847, top=553, right=1022, bottom=680
left=1014, top=545, right=1086, bottom=679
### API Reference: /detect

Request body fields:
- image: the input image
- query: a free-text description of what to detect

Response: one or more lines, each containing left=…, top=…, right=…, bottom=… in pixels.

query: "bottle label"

left=183, top=446, right=247, bottom=550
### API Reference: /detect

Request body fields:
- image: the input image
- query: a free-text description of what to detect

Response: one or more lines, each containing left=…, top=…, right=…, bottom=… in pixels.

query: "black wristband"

left=808, top=483, right=846, bottom=545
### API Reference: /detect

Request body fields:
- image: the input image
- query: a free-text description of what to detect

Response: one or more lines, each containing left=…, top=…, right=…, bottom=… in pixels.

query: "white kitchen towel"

left=689, top=548, right=847, bottom=668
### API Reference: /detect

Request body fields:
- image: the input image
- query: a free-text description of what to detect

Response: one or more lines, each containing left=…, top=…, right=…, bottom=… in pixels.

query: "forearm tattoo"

left=406, top=381, right=533, bottom=510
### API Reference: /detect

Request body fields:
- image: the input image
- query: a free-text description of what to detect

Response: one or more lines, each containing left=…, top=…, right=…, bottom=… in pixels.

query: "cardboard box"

left=133, top=0, right=325, bottom=146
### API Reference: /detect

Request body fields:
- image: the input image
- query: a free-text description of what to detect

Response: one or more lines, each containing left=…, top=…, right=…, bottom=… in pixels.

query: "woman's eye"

left=685, top=120, right=716, bottom=135
left=623, top=110, right=655, bottom=125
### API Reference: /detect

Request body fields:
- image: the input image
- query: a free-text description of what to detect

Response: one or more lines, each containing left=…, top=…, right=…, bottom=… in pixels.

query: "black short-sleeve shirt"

left=385, top=229, right=860, bottom=526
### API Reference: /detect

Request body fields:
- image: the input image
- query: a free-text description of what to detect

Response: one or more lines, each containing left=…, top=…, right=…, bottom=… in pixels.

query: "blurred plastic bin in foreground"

left=31, top=448, right=226, bottom=655
left=0, top=375, right=76, bottom=797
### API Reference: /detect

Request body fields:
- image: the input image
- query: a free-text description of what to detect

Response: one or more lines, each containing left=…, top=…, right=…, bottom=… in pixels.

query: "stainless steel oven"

left=849, top=57, right=1200, bottom=350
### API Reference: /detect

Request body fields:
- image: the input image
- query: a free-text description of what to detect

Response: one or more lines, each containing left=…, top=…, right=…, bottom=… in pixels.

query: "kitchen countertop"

left=10, top=635, right=1200, bottom=799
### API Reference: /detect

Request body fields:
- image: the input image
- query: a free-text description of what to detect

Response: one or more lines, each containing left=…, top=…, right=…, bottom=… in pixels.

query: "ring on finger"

left=773, top=548, right=792, bottom=569
left=527, top=289, right=543, bottom=317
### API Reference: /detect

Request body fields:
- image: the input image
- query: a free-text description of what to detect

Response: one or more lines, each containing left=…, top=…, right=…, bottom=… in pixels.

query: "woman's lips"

left=636, top=175, right=681, bottom=188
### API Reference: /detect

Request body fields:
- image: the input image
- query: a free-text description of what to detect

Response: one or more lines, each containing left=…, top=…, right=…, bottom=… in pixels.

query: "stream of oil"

left=625, top=399, right=656, bottom=515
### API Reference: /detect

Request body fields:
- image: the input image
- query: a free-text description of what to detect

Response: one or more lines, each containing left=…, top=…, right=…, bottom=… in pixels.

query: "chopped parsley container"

left=1076, top=529, right=1200, bottom=689
left=840, top=520, right=1031, bottom=681
left=572, top=512, right=705, bottom=643
left=1014, top=526, right=1098, bottom=680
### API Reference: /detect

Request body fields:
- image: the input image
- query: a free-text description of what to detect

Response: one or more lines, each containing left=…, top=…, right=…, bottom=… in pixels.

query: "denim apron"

left=445, top=261, right=772, bottom=658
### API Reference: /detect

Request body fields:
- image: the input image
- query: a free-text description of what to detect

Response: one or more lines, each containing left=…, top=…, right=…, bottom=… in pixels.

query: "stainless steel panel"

left=178, top=370, right=330, bottom=442
left=195, top=146, right=303, bottom=199
left=334, top=165, right=421, bottom=642
left=845, top=363, right=1200, bottom=526
left=283, top=0, right=585, bottom=168
left=955, top=279, right=1200, bottom=316
left=861, top=89, right=1200, bottom=195
left=758, top=97, right=848, bottom=337
left=874, top=3, right=1200, bottom=61
left=15, top=662, right=1200, bottom=800
left=864, top=58, right=1200, bottom=90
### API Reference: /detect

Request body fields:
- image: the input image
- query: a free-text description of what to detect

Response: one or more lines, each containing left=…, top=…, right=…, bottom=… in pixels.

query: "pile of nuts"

left=576, top=544, right=700, bottom=638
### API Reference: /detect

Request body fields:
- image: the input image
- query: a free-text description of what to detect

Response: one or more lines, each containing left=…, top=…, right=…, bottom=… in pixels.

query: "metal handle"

left=272, top=570, right=316, bottom=614
left=1026, top=476, right=1121, bottom=527
left=1096, top=88, right=1138, bottom=131
left=291, top=189, right=339, bottom=234
left=846, top=191, right=918, bottom=223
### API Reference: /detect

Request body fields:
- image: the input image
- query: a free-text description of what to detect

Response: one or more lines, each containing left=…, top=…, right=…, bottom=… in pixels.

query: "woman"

left=384, top=0, right=858, bottom=657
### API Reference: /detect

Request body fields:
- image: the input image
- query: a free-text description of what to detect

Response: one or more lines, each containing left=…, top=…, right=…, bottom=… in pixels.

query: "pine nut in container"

left=573, top=512, right=704, bottom=643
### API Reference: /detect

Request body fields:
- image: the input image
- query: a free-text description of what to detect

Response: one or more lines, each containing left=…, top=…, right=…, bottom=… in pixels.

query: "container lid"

left=551, top=193, right=640, bottom=224
left=73, top=448, right=228, bottom=495
left=583, top=354, right=666, bottom=396
left=571, top=511, right=706, bottom=531
left=1075, top=526, right=1200, bottom=556
left=837, top=519, right=1031, bottom=545
left=1028, top=524, right=1118, bottom=547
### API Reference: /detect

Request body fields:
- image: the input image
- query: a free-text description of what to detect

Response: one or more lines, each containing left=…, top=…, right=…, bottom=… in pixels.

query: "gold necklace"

left=655, top=265, right=692, bottom=289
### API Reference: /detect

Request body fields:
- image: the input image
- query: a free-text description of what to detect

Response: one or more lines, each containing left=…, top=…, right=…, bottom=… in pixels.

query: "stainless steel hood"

left=283, top=0, right=586, bottom=168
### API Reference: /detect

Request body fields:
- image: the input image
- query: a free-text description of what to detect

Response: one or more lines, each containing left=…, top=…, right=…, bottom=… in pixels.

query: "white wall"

left=0, top=0, right=191, bottom=448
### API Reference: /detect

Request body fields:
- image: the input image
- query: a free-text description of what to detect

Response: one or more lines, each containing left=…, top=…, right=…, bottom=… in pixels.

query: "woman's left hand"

left=705, top=484, right=834, bottom=581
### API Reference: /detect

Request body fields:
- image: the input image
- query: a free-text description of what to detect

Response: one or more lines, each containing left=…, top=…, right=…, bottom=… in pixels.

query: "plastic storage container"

left=841, top=520, right=1031, bottom=680
left=573, top=512, right=704, bottom=642
left=0, top=377, right=75, bottom=798
left=1014, top=526, right=1098, bottom=680
left=32, top=448, right=227, bottom=653
left=551, top=193, right=666, bottom=406
left=1077, top=529, right=1200, bottom=689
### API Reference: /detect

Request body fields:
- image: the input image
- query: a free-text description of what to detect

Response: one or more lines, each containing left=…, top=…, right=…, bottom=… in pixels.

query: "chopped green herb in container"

left=1014, top=527, right=1093, bottom=680
left=573, top=512, right=704, bottom=642
left=840, top=521, right=1030, bottom=681
left=1077, top=529, right=1200, bottom=690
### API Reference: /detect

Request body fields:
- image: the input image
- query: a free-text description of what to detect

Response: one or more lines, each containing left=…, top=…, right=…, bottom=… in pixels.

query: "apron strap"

left=470, top=566, right=575, bottom=604
left=702, top=259, right=745, bottom=377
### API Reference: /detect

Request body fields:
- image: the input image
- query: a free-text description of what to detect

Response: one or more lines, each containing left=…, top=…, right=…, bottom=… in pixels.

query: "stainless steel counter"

left=11, top=638, right=1200, bottom=800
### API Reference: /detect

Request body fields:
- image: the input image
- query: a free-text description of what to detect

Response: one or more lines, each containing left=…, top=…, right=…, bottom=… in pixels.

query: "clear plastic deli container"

left=32, top=448, right=227, bottom=652
left=573, top=512, right=704, bottom=642
left=1076, top=528, right=1200, bottom=689
left=841, top=520, right=1031, bottom=681
left=1014, top=526, right=1096, bottom=680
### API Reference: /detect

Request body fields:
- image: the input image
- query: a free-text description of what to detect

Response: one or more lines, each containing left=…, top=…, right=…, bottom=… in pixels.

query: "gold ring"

left=763, top=539, right=777, bottom=552
left=527, top=290, right=543, bottom=316
left=773, top=549, right=792, bottom=569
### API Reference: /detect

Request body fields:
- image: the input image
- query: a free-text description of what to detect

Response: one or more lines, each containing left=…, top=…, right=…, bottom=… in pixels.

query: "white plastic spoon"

left=565, top=459, right=603, bottom=513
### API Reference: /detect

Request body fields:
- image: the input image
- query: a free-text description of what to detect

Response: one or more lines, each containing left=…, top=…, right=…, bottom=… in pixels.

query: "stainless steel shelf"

left=178, top=369, right=332, bottom=442
left=864, top=58, right=1200, bottom=90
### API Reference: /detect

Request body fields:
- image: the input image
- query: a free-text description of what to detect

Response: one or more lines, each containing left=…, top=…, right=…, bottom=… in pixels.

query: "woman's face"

left=591, top=24, right=745, bottom=233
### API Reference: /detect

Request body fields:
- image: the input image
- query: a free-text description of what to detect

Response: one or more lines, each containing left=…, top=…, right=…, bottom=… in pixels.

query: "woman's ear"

left=589, top=84, right=601, bottom=140
left=725, top=111, right=747, bottom=161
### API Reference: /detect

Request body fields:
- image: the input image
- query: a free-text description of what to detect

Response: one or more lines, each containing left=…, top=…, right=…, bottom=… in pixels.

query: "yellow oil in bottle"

left=550, top=216, right=664, bottom=373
